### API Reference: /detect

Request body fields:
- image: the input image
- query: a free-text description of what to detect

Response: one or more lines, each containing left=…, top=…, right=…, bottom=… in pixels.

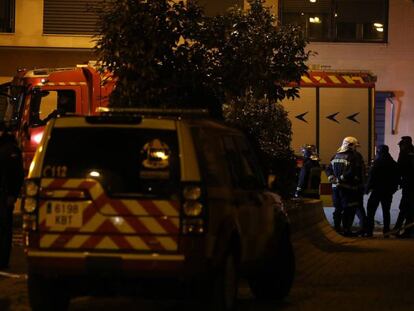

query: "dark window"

left=223, top=135, right=266, bottom=190
left=43, top=127, right=180, bottom=197
left=0, top=83, right=20, bottom=127
left=0, top=85, right=8, bottom=120
left=43, top=0, right=103, bottom=35
left=192, top=127, right=232, bottom=187
left=29, top=89, right=77, bottom=126
left=0, top=83, right=25, bottom=128
left=0, top=0, right=15, bottom=33
left=280, top=0, right=388, bottom=43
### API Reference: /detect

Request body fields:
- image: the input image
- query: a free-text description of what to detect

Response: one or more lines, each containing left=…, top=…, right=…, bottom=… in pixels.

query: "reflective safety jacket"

left=326, top=150, right=363, bottom=190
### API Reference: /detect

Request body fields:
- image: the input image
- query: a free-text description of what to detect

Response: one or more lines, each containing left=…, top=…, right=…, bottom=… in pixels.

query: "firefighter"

left=365, top=145, right=399, bottom=237
left=0, top=122, right=24, bottom=269
left=295, top=144, right=321, bottom=199
left=392, top=136, right=414, bottom=237
left=326, top=136, right=364, bottom=236
left=42, top=90, right=76, bottom=125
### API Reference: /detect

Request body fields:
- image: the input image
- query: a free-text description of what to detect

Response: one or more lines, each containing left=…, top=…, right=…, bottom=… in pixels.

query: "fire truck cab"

left=0, top=65, right=115, bottom=172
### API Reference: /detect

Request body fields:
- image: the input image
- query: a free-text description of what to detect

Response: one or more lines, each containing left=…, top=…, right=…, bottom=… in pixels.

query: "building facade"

left=280, top=0, right=414, bottom=158
left=0, top=0, right=411, bottom=157
left=0, top=0, right=278, bottom=81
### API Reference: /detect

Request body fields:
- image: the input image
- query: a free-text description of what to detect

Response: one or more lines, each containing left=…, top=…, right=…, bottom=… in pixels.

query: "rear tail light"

left=183, top=185, right=201, bottom=200
left=183, top=201, right=203, bottom=217
left=181, top=184, right=205, bottom=235
left=25, top=180, right=39, bottom=197
left=22, top=179, right=40, bottom=232
left=23, top=197, right=37, bottom=213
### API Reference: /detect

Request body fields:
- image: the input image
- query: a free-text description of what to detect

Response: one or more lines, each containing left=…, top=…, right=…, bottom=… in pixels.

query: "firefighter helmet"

left=338, top=136, right=360, bottom=152
left=142, top=139, right=170, bottom=169
left=301, top=144, right=319, bottom=161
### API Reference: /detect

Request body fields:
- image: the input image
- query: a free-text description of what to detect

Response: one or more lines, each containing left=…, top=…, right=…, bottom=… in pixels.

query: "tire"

left=209, top=252, right=239, bottom=311
left=28, top=273, right=71, bottom=311
left=248, top=229, right=295, bottom=300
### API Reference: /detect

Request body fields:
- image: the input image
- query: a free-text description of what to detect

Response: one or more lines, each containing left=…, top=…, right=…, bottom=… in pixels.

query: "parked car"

left=22, top=109, right=295, bottom=311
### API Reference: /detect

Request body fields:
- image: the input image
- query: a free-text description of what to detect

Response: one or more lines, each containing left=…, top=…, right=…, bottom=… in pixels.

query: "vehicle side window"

left=30, top=89, right=76, bottom=125
left=192, top=127, right=231, bottom=187
left=223, top=135, right=265, bottom=190
left=234, top=136, right=266, bottom=189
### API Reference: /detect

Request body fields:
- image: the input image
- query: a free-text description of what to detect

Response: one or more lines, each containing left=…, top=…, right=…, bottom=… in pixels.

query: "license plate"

left=45, top=201, right=84, bottom=227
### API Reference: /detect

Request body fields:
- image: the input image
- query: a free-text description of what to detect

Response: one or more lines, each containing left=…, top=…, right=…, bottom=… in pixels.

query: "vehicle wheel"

left=28, top=273, right=70, bottom=311
left=248, top=230, right=295, bottom=300
left=209, top=252, right=239, bottom=311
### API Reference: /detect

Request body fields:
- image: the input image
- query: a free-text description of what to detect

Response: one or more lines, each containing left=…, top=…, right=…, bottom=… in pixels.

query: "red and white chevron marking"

left=38, top=178, right=180, bottom=252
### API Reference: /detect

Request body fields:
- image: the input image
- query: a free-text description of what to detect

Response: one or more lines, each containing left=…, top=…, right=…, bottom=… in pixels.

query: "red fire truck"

left=0, top=65, right=115, bottom=172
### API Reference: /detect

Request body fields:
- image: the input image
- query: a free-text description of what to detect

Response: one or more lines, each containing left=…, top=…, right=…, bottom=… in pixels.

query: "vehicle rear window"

left=42, top=127, right=180, bottom=198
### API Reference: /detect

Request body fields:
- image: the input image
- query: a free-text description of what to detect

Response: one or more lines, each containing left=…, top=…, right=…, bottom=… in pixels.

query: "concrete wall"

left=306, top=0, right=414, bottom=159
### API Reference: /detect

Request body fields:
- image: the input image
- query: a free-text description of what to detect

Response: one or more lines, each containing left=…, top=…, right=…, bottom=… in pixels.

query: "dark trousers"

left=367, top=190, right=393, bottom=234
left=0, top=201, right=13, bottom=267
left=394, top=188, right=414, bottom=234
left=332, top=186, right=359, bottom=233
left=355, top=192, right=367, bottom=232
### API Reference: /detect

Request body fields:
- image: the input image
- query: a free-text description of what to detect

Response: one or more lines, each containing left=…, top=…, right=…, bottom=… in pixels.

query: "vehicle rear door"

left=37, top=125, right=182, bottom=254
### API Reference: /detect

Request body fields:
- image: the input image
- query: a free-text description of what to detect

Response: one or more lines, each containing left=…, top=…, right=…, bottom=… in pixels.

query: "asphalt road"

left=2, top=227, right=414, bottom=310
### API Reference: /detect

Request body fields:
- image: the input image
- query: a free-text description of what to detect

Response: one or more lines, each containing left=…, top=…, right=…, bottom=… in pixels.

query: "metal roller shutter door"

left=43, top=0, right=102, bottom=35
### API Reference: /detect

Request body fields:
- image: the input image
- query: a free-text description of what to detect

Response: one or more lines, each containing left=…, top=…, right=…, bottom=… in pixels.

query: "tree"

left=199, top=0, right=309, bottom=103
left=95, top=0, right=310, bottom=196
left=94, top=0, right=222, bottom=116
left=223, top=95, right=297, bottom=197
left=203, top=0, right=309, bottom=195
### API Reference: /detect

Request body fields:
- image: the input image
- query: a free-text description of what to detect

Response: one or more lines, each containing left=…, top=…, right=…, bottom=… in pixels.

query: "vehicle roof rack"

left=96, top=107, right=210, bottom=118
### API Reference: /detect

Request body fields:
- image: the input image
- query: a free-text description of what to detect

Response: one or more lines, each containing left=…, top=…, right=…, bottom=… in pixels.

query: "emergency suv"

left=22, top=110, right=294, bottom=311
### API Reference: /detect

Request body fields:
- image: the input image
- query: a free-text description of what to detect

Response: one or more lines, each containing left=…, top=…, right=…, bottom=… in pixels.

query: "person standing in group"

left=0, top=122, right=24, bottom=269
left=295, top=144, right=322, bottom=199
left=354, top=148, right=368, bottom=236
left=365, top=145, right=400, bottom=237
left=393, top=136, right=414, bottom=237
left=326, top=136, right=364, bottom=236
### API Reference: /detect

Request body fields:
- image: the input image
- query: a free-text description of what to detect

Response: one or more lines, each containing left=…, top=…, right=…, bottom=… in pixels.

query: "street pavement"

left=2, top=212, right=414, bottom=310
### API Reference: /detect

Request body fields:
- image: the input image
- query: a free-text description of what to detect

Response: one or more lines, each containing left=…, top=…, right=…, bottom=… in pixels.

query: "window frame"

left=0, top=0, right=15, bottom=33
left=279, top=0, right=389, bottom=43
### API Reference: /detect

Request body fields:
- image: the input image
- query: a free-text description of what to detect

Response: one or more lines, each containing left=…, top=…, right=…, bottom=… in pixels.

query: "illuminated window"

left=280, top=0, right=388, bottom=43
left=0, top=0, right=15, bottom=33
